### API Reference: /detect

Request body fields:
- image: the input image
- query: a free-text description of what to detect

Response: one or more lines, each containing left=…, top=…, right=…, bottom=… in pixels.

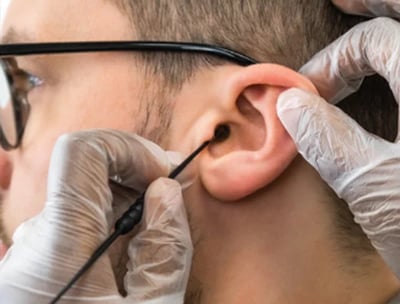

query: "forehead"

left=1, top=0, right=133, bottom=43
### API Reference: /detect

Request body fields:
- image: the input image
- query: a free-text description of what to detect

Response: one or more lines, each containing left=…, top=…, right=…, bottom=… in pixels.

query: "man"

left=0, top=1, right=399, bottom=303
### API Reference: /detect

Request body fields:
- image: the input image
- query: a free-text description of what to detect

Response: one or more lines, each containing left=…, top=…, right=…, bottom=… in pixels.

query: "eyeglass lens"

left=0, top=60, right=18, bottom=148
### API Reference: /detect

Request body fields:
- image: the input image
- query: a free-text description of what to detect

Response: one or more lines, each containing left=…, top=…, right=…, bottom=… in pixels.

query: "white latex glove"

left=0, top=130, right=193, bottom=304
left=278, top=88, right=400, bottom=277
left=300, top=17, right=400, bottom=105
left=332, top=0, right=400, bottom=18
left=277, top=12, right=400, bottom=279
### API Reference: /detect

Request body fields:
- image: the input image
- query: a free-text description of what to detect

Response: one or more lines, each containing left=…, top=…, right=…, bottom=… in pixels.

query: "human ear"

left=199, top=64, right=318, bottom=201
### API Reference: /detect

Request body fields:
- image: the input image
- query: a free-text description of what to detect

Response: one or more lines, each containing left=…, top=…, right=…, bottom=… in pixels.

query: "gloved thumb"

left=124, top=177, right=192, bottom=303
left=276, top=88, right=390, bottom=197
left=277, top=88, right=400, bottom=278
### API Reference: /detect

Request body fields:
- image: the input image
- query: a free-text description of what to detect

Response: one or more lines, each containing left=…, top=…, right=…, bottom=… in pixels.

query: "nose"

left=0, top=148, right=11, bottom=190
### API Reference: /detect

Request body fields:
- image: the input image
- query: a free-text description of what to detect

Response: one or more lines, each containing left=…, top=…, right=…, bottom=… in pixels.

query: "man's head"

left=0, top=1, right=399, bottom=303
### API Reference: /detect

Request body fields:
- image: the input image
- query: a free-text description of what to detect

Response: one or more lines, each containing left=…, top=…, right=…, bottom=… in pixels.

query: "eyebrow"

left=0, top=28, right=35, bottom=44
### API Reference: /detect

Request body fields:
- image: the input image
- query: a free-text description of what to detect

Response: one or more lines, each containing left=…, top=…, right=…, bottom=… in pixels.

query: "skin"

left=0, top=1, right=399, bottom=303
left=0, top=0, right=144, bottom=241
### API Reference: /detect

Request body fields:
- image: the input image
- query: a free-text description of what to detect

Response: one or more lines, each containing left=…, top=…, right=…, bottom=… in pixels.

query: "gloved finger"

left=332, top=0, right=400, bottom=18
left=277, top=88, right=400, bottom=277
left=43, top=129, right=193, bottom=266
left=2, top=214, right=121, bottom=301
left=300, top=17, right=400, bottom=104
left=108, top=151, right=194, bottom=223
left=109, top=180, right=141, bottom=221
left=47, top=130, right=188, bottom=223
left=277, top=88, right=392, bottom=196
left=49, top=130, right=176, bottom=199
left=124, top=178, right=192, bottom=303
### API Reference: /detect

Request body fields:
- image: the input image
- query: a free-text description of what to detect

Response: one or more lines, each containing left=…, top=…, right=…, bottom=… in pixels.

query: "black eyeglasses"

left=0, top=41, right=258, bottom=150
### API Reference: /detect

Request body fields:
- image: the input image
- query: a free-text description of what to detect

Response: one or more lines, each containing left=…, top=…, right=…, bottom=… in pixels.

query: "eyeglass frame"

left=0, top=41, right=258, bottom=150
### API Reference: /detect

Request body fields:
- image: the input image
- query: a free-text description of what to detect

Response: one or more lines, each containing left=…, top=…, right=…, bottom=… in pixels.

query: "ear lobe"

left=200, top=64, right=318, bottom=201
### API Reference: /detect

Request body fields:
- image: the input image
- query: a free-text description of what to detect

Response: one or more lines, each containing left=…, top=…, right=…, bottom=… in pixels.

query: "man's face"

left=0, top=0, right=157, bottom=244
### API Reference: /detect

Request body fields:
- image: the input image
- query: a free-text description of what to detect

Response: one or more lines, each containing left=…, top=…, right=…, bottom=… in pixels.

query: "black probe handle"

left=115, top=194, right=144, bottom=235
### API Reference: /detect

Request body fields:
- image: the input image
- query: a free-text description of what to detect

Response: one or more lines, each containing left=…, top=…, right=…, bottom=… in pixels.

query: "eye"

left=26, top=73, right=43, bottom=89
left=14, top=69, right=44, bottom=92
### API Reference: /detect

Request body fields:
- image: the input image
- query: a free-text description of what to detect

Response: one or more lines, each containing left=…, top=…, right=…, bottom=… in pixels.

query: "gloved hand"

left=276, top=9, right=400, bottom=278
left=0, top=130, right=193, bottom=304
left=332, top=0, right=400, bottom=18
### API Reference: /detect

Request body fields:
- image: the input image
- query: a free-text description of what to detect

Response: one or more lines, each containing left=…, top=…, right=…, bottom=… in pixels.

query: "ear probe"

left=50, top=125, right=230, bottom=304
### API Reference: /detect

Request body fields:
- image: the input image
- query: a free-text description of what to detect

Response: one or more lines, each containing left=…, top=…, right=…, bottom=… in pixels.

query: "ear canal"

left=213, top=124, right=230, bottom=143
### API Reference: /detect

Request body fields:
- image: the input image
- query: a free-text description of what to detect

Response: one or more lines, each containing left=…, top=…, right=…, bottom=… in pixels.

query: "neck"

left=186, top=157, right=399, bottom=304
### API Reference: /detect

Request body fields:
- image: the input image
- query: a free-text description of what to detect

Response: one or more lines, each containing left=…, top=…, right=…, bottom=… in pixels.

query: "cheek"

left=3, top=144, right=51, bottom=238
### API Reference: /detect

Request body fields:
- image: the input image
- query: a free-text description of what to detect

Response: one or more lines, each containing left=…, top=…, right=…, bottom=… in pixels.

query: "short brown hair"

left=115, top=0, right=397, bottom=274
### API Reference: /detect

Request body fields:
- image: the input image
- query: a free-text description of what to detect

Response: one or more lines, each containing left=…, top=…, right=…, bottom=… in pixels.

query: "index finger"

left=300, top=17, right=400, bottom=104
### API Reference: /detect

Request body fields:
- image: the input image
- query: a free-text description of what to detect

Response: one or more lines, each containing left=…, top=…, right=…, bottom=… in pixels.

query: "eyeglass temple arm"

left=0, top=41, right=258, bottom=66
